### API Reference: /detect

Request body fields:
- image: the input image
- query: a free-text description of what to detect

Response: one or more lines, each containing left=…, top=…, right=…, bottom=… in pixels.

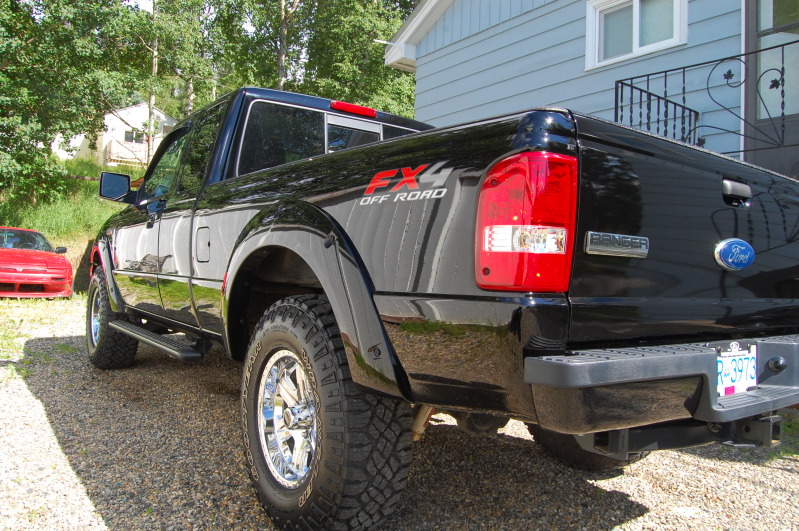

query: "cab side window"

left=238, top=102, right=325, bottom=176
left=383, top=125, right=415, bottom=140
left=144, top=131, right=189, bottom=199
left=327, top=125, right=379, bottom=152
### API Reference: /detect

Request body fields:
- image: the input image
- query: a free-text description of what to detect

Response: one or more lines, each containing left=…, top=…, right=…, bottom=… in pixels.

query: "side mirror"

left=100, top=172, right=134, bottom=203
left=54, top=247, right=67, bottom=254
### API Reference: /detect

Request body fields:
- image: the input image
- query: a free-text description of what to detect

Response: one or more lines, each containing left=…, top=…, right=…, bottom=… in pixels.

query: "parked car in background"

left=0, top=227, right=73, bottom=298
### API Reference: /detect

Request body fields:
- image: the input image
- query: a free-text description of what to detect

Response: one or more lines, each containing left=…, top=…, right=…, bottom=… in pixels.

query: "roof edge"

left=385, top=0, right=455, bottom=72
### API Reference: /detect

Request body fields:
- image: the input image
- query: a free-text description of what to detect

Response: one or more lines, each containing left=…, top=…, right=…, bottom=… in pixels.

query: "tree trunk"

left=185, top=77, right=195, bottom=116
left=277, top=0, right=288, bottom=91
left=148, top=0, right=159, bottom=162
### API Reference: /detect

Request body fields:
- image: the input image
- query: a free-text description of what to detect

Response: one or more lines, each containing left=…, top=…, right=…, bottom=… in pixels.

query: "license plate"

left=717, top=343, right=757, bottom=396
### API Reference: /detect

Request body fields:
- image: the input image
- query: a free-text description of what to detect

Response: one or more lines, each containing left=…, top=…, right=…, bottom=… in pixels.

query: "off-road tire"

left=527, top=424, right=649, bottom=471
left=241, top=295, right=413, bottom=530
left=86, top=269, right=138, bottom=369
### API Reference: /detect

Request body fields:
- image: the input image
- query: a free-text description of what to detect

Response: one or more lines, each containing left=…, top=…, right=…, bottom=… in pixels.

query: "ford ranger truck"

left=87, top=87, right=799, bottom=530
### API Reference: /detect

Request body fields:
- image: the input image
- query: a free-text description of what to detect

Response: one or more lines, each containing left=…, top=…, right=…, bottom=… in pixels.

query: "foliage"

left=0, top=0, right=149, bottom=205
left=0, top=0, right=419, bottom=220
left=216, top=0, right=312, bottom=90
left=218, top=0, right=417, bottom=117
left=0, top=177, right=125, bottom=241
left=150, top=0, right=227, bottom=119
left=303, top=0, right=417, bottom=116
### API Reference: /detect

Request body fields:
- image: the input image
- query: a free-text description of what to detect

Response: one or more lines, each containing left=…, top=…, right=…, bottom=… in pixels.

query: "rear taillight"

left=475, top=151, right=578, bottom=292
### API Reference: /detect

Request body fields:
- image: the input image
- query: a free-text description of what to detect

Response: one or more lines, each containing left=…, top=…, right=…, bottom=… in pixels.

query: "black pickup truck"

left=88, top=87, right=799, bottom=529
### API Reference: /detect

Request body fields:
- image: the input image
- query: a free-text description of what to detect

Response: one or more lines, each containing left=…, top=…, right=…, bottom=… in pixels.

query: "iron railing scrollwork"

left=614, top=39, right=798, bottom=156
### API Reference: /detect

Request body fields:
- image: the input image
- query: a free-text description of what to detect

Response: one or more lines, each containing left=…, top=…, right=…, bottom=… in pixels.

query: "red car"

left=0, top=227, right=73, bottom=298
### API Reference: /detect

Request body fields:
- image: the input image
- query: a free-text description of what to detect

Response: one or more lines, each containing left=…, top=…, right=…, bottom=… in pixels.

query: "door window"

left=178, top=102, right=227, bottom=196
left=144, top=131, right=189, bottom=200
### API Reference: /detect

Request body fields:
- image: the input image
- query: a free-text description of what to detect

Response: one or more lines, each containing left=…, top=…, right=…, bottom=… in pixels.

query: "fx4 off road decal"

left=359, top=161, right=454, bottom=205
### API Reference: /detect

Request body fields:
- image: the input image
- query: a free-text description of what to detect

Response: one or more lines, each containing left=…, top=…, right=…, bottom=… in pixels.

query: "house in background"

left=386, top=0, right=798, bottom=176
left=54, top=103, right=177, bottom=167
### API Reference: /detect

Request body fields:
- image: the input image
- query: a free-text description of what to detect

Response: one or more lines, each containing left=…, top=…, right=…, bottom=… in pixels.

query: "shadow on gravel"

left=383, top=422, right=647, bottom=530
left=675, top=410, right=799, bottom=465
left=21, top=333, right=647, bottom=530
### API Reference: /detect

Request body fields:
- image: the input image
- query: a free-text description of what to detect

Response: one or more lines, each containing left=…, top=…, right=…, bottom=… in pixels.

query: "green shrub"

left=63, top=158, right=145, bottom=182
left=0, top=178, right=124, bottom=240
left=0, top=157, right=143, bottom=240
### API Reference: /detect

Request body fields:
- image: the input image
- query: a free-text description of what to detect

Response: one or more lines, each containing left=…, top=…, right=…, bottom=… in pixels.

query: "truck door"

left=192, top=98, right=326, bottom=335
left=113, top=129, right=189, bottom=317
left=158, top=102, right=227, bottom=328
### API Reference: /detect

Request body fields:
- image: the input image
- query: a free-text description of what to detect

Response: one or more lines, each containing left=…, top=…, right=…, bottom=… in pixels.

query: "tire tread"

left=86, top=269, right=138, bottom=369
left=247, top=295, right=412, bottom=530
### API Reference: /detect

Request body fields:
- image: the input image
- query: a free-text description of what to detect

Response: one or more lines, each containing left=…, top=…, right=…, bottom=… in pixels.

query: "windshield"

left=0, top=229, right=53, bottom=252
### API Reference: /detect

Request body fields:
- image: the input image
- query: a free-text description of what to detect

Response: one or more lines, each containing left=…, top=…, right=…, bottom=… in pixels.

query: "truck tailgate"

left=569, top=115, right=799, bottom=344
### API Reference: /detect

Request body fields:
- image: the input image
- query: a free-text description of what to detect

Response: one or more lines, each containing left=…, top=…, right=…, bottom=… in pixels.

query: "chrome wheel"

left=257, top=349, right=318, bottom=488
left=89, top=286, right=102, bottom=346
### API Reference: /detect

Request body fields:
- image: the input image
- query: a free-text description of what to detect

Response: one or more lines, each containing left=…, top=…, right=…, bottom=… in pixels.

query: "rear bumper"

left=525, top=334, right=799, bottom=434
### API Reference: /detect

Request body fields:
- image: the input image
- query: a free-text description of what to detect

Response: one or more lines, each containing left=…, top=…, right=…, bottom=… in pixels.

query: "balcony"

left=614, top=39, right=798, bottom=175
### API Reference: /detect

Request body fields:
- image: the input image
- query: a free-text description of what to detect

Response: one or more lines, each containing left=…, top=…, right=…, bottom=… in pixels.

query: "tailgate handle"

left=722, top=179, right=751, bottom=207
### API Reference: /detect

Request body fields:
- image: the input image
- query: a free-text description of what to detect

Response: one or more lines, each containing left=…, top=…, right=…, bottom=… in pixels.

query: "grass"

left=0, top=180, right=124, bottom=242
left=0, top=157, right=142, bottom=242
left=0, top=158, right=140, bottom=292
left=0, top=316, right=24, bottom=360
left=772, top=408, right=799, bottom=458
left=0, top=298, right=84, bottom=383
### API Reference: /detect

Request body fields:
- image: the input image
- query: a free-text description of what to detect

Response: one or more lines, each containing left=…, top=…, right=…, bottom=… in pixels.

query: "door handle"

left=144, top=198, right=167, bottom=228
left=722, top=179, right=751, bottom=207
left=146, top=212, right=158, bottom=229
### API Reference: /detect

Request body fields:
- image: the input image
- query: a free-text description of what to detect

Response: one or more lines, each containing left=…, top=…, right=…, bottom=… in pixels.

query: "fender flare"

left=223, top=200, right=411, bottom=400
left=92, top=237, right=124, bottom=313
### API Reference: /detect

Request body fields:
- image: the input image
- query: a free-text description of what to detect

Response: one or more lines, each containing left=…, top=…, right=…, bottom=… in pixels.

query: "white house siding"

left=413, top=0, right=744, bottom=156
left=54, top=103, right=177, bottom=167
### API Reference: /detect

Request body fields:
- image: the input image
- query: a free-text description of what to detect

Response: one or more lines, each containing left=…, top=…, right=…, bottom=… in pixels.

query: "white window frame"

left=585, top=0, right=688, bottom=70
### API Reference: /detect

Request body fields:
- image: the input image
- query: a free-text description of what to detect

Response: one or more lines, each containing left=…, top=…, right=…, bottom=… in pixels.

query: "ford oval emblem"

left=714, top=238, right=755, bottom=271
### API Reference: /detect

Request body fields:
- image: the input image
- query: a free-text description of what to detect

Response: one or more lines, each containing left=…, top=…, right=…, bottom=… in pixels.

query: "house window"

left=756, top=0, right=799, bottom=119
left=124, top=130, right=145, bottom=144
left=586, top=0, right=687, bottom=69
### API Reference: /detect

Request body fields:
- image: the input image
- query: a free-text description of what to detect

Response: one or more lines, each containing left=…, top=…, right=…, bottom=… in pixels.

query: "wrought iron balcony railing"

left=614, top=39, right=798, bottom=157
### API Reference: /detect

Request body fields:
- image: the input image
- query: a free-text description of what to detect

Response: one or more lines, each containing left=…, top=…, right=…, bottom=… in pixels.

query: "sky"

left=126, top=0, right=153, bottom=13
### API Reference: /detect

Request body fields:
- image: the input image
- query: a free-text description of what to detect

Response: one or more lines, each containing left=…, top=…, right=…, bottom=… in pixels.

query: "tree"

left=217, top=0, right=314, bottom=91
left=216, top=0, right=417, bottom=117
left=0, top=0, right=148, bottom=202
left=153, top=0, right=222, bottom=119
left=302, top=0, right=416, bottom=117
left=0, top=0, right=420, bottom=208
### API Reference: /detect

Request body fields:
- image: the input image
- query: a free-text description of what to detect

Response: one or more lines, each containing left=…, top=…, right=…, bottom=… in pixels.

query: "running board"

left=109, top=320, right=204, bottom=362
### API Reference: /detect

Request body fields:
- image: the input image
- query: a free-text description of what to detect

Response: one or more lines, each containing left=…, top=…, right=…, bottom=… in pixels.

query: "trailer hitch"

left=573, top=414, right=781, bottom=461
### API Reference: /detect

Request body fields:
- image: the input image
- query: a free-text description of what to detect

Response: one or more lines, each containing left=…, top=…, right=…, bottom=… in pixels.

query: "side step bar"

left=109, top=320, right=204, bottom=362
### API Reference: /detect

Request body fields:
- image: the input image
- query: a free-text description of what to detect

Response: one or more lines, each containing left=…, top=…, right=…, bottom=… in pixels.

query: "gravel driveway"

left=2, top=298, right=798, bottom=530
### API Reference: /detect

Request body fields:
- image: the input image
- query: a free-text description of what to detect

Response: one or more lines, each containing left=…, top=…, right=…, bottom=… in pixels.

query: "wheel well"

left=227, top=246, right=323, bottom=361
left=89, top=249, right=101, bottom=277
